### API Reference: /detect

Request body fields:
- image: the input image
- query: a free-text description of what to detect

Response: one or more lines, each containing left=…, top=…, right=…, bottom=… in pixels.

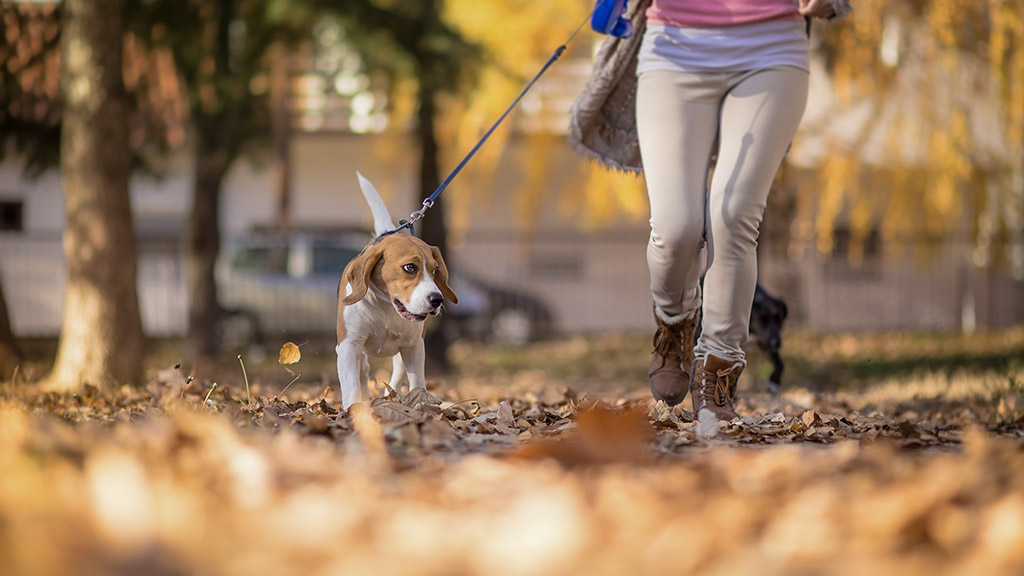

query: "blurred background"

left=0, top=0, right=1022, bottom=377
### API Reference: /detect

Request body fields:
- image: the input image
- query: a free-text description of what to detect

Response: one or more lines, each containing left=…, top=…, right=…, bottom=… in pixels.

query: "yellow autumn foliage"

left=805, top=0, right=1024, bottom=262
left=413, top=0, right=645, bottom=234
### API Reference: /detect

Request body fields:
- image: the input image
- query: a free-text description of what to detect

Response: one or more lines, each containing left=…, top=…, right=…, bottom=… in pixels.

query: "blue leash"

left=382, top=0, right=631, bottom=238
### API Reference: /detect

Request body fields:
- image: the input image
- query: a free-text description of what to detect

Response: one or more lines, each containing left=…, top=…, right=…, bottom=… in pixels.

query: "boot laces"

left=696, top=364, right=739, bottom=408
left=652, top=323, right=683, bottom=360
left=652, top=315, right=696, bottom=366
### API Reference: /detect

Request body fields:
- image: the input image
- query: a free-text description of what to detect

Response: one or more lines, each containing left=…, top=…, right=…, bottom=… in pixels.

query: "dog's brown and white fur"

left=335, top=173, right=458, bottom=409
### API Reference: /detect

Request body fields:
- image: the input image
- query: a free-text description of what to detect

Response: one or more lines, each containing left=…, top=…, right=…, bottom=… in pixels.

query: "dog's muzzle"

left=393, top=299, right=428, bottom=322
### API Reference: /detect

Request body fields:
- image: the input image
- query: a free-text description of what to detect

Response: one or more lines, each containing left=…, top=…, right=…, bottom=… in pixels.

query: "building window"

left=0, top=200, right=23, bottom=231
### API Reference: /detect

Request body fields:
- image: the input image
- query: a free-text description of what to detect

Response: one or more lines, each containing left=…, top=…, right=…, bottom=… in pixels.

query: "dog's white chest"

left=344, top=300, right=420, bottom=358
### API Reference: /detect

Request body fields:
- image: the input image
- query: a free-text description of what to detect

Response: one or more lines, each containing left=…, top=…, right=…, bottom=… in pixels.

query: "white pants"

left=637, top=67, right=808, bottom=363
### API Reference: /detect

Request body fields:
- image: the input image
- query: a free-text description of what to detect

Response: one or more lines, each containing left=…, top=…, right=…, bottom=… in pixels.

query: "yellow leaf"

left=278, top=342, right=301, bottom=365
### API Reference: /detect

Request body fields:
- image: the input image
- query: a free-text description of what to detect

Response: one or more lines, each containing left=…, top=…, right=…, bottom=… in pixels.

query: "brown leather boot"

left=691, top=354, right=743, bottom=421
left=648, top=308, right=699, bottom=406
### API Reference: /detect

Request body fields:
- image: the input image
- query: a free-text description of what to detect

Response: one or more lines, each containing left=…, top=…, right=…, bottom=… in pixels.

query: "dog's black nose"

left=428, top=292, right=443, bottom=309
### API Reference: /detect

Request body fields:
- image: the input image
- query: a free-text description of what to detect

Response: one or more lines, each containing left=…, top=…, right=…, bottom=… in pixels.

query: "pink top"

left=647, top=0, right=801, bottom=27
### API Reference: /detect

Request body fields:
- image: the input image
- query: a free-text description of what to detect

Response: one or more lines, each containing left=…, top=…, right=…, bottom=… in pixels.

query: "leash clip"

left=406, top=199, right=433, bottom=226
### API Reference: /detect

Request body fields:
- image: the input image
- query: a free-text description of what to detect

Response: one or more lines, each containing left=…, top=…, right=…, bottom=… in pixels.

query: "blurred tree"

left=792, top=0, right=1024, bottom=271
left=0, top=2, right=186, bottom=378
left=0, top=279, right=23, bottom=381
left=129, top=0, right=318, bottom=365
left=47, top=0, right=145, bottom=390
left=1, top=1, right=319, bottom=368
left=337, top=0, right=479, bottom=372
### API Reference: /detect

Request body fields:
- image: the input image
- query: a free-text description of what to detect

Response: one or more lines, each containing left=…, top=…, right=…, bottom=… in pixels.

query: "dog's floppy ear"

left=777, top=300, right=788, bottom=320
left=429, top=246, right=459, bottom=304
left=341, top=244, right=384, bottom=306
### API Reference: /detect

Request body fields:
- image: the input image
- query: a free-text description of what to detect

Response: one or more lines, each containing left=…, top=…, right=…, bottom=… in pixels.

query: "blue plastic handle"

left=591, top=0, right=633, bottom=38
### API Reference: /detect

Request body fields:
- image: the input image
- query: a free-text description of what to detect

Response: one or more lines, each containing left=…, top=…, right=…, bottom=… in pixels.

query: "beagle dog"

left=335, top=173, right=458, bottom=409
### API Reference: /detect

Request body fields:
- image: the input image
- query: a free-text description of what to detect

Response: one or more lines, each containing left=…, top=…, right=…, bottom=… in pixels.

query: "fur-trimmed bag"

left=568, top=0, right=651, bottom=175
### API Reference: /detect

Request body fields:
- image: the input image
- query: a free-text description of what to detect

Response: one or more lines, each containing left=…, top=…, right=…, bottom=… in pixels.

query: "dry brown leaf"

left=402, top=388, right=443, bottom=410
left=370, top=401, right=425, bottom=425
left=802, top=409, right=818, bottom=428
left=513, top=406, right=653, bottom=467
left=420, top=419, right=458, bottom=450
left=497, top=401, right=515, bottom=429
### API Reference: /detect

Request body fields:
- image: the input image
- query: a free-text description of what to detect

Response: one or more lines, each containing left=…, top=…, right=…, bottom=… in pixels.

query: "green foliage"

left=0, top=1, right=326, bottom=177
left=335, top=0, right=479, bottom=94
left=128, top=0, right=316, bottom=164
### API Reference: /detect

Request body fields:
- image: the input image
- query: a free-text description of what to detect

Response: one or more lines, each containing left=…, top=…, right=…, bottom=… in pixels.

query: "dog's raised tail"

left=356, top=172, right=397, bottom=237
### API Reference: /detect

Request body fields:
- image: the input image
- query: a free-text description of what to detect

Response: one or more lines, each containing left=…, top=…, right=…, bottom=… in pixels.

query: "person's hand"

left=798, top=0, right=835, bottom=18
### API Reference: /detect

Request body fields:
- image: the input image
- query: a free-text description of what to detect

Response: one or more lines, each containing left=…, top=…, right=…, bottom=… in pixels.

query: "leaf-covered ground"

left=2, top=328, right=1023, bottom=576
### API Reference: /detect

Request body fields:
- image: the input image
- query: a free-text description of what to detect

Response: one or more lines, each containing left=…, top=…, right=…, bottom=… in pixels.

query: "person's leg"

left=636, top=69, right=722, bottom=319
left=636, top=69, right=724, bottom=405
left=697, top=66, right=808, bottom=369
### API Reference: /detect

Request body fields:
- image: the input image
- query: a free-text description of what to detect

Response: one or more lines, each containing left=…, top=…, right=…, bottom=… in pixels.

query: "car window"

left=231, top=246, right=289, bottom=274
left=311, top=246, right=361, bottom=275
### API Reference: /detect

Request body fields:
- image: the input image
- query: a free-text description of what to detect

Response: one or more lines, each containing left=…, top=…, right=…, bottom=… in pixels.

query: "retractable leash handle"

left=591, top=0, right=633, bottom=38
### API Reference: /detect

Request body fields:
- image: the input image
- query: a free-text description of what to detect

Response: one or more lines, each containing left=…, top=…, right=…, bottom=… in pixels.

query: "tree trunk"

left=416, top=77, right=454, bottom=374
left=184, top=137, right=230, bottom=365
left=270, top=40, right=292, bottom=231
left=49, top=0, right=144, bottom=390
left=0, top=278, right=23, bottom=380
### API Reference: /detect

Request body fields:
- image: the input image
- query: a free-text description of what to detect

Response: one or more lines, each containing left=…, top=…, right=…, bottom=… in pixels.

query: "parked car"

left=447, top=271, right=554, bottom=345
left=216, top=232, right=554, bottom=346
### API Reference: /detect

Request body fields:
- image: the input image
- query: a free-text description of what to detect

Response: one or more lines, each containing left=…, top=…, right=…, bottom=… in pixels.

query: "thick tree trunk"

left=0, top=279, right=23, bottom=380
left=184, top=138, right=229, bottom=365
left=49, top=0, right=144, bottom=390
left=416, top=78, right=454, bottom=374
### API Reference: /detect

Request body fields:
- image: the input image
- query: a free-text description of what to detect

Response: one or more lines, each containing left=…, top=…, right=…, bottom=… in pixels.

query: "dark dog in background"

left=749, top=283, right=788, bottom=395
left=694, top=282, right=789, bottom=395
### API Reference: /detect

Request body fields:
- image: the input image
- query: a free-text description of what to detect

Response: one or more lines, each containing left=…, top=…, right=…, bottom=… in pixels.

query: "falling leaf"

left=278, top=342, right=301, bottom=365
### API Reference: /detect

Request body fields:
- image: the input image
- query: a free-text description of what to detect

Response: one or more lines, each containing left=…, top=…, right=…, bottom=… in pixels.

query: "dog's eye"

left=402, top=263, right=418, bottom=274
left=432, top=266, right=439, bottom=276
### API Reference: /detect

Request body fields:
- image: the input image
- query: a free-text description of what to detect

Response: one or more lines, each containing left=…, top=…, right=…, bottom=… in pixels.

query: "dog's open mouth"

left=393, top=299, right=427, bottom=322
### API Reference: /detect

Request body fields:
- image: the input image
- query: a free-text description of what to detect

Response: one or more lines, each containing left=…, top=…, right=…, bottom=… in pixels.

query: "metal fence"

left=0, top=234, right=188, bottom=337
left=1, top=231, right=1021, bottom=339
left=456, top=229, right=1024, bottom=333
